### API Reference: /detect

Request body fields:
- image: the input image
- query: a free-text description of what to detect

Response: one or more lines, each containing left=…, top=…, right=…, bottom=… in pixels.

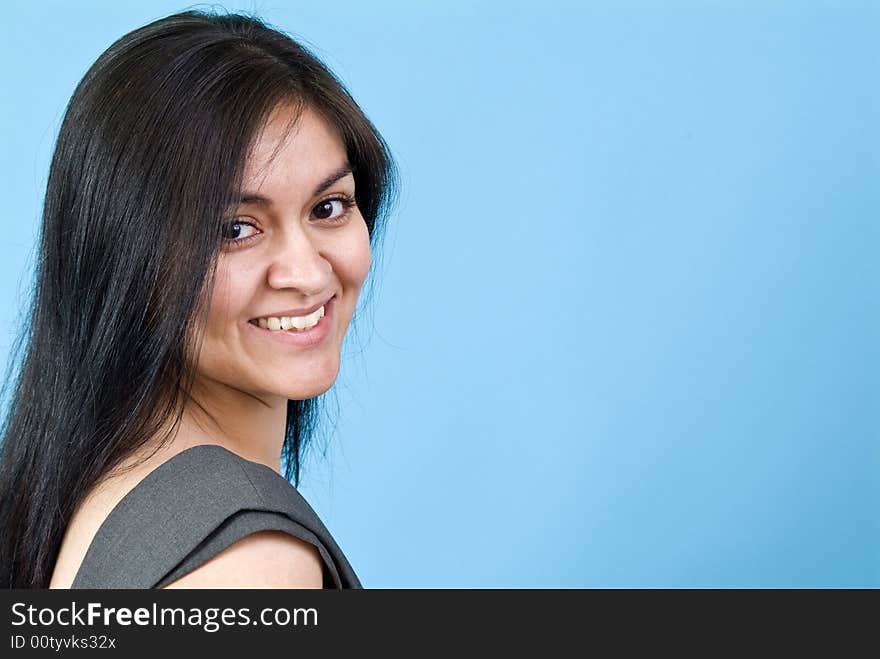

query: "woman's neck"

left=174, top=377, right=289, bottom=474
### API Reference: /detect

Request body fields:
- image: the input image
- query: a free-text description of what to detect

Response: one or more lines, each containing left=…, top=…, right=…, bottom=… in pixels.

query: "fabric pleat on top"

left=70, top=444, right=361, bottom=589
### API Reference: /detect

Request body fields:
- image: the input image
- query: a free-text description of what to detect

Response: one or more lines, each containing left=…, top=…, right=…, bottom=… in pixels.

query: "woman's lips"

left=245, top=296, right=334, bottom=348
left=249, top=295, right=334, bottom=322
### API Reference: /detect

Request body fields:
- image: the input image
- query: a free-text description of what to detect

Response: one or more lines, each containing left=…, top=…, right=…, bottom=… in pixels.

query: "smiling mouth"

left=248, top=295, right=335, bottom=332
left=249, top=305, right=325, bottom=332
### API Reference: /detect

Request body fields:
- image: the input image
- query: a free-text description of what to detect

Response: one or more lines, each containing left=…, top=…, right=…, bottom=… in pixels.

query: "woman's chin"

left=281, top=380, right=335, bottom=400
left=264, top=364, right=340, bottom=400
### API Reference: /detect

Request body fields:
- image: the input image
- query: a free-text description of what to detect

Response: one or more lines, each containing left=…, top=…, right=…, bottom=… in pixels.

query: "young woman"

left=0, top=9, right=397, bottom=589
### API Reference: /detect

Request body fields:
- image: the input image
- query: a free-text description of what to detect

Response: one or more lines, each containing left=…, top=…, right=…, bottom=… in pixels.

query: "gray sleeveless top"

left=70, top=444, right=362, bottom=589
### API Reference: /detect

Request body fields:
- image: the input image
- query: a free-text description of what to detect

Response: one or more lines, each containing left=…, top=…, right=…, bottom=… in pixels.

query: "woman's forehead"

left=241, top=104, right=348, bottom=191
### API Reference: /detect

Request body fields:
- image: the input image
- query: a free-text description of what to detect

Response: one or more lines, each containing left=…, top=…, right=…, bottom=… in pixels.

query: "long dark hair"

left=0, top=9, right=397, bottom=588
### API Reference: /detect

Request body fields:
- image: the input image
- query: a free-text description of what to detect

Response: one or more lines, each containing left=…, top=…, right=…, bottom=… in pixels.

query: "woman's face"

left=195, top=103, right=371, bottom=401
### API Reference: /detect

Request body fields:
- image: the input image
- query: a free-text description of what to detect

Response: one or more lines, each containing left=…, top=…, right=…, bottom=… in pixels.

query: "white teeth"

left=254, top=305, right=325, bottom=332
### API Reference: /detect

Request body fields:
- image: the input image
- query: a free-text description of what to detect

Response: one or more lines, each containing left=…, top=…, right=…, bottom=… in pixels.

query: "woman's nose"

left=265, top=228, right=332, bottom=293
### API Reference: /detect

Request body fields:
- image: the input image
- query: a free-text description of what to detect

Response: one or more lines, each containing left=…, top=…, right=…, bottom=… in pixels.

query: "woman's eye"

left=221, top=219, right=259, bottom=244
left=313, top=195, right=356, bottom=223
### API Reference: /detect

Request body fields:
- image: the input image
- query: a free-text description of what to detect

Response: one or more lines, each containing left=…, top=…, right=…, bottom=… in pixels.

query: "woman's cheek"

left=206, top=265, right=244, bottom=335
left=345, top=215, right=372, bottom=287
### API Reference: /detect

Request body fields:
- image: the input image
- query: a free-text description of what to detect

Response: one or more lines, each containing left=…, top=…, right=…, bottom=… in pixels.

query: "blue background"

left=1, top=1, right=876, bottom=587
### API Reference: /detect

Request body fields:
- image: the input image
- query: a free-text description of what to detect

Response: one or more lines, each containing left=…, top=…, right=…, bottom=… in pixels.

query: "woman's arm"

left=160, top=530, right=324, bottom=588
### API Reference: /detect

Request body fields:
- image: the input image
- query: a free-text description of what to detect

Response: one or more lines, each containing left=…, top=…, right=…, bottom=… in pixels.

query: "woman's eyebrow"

left=238, top=164, right=353, bottom=206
